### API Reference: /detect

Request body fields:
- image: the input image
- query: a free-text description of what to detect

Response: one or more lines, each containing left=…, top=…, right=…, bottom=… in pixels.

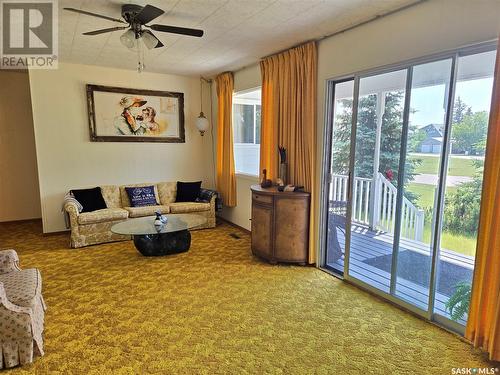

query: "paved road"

left=412, top=174, right=473, bottom=187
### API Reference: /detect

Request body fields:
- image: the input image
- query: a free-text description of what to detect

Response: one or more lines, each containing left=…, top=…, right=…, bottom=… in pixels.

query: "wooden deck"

left=326, top=223, right=474, bottom=324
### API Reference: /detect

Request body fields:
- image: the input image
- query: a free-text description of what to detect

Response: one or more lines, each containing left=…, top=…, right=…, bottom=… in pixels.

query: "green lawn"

left=409, top=154, right=477, bottom=177
left=404, top=155, right=479, bottom=256
left=406, top=183, right=457, bottom=208
left=421, top=227, right=477, bottom=257
left=406, top=182, right=476, bottom=257
left=406, top=183, right=437, bottom=207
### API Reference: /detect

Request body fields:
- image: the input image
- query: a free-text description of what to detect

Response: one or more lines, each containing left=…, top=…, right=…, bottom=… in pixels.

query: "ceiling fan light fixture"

left=141, top=31, right=159, bottom=49
left=120, top=29, right=135, bottom=49
left=64, top=4, right=205, bottom=73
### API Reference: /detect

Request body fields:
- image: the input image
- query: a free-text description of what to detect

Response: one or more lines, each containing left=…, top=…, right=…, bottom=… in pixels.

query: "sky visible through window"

left=411, top=78, right=494, bottom=126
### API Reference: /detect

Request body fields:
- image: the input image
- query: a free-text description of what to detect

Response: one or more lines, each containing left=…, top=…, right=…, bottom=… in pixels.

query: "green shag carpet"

left=0, top=220, right=493, bottom=374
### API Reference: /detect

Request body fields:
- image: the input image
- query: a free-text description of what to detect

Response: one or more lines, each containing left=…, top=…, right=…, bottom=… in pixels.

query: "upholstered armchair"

left=0, top=249, right=46, bottom=368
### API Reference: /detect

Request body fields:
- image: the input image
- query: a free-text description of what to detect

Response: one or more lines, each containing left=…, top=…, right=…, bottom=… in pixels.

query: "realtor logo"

left=0, top=0, right=58, bottom=69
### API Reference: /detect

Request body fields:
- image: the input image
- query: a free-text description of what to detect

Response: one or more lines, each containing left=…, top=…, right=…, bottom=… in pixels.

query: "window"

left=233, top=88, right=261, bottom=176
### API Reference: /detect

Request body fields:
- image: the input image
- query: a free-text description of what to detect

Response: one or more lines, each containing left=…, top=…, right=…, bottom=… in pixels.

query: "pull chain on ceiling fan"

left=64, top=4, right=204, bottom=72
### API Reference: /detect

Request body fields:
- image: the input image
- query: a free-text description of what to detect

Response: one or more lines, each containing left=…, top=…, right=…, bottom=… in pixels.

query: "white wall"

left=219, top=174, right=257, bottom=230
left=0, top=71, right=41, bottom=222
left=213, top=0, right=500, bottom=244
left=29, top=62, right=214, bottom=233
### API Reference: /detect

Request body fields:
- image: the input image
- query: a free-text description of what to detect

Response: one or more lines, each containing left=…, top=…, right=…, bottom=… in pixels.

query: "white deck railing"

left=330, top=173, right=424, bottom=241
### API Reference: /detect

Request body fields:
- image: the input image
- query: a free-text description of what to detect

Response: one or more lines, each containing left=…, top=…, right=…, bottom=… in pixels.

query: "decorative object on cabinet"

left=260, top=169, right=272, bottom=188
left=278, top=146, right=287, bottom=186
left=251, top=185, right=310, bottom=265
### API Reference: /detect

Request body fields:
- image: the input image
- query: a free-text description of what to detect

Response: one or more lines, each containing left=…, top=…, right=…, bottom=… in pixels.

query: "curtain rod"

left=260, top=0, right=428, bottom=61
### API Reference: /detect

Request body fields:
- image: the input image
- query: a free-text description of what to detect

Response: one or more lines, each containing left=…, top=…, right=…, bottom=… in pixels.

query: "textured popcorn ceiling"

left=59, top=0, right=421, bottom=76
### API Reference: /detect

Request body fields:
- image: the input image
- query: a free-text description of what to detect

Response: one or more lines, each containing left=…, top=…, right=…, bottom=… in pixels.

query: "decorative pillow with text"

left=125, top=186, right=158, bottom=207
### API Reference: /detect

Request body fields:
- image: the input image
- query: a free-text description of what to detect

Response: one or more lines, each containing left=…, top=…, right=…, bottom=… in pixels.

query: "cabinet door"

left=274, top=197, right=309, bottom=262
left=251, top=203, right=273, bottom=259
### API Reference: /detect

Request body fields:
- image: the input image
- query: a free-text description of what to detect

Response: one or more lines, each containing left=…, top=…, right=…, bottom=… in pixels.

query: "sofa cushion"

left=100, top=185, right=121, bottom=208
left=157, top=182, right=177, bottom=204
left=176, top=181, right=202, bottom=202
left=169, top=202, right=210, bottom=214
left=125, top=186, right=158, bottom=207
left=125, top=205, right=170, bottom=218
left=77, top=208, right=129, bottom=225
left=120, top=183, right=160, bottom=207
left=71, top=187, right=107, bottom=213
left=0, top=268, right=41, bottom=308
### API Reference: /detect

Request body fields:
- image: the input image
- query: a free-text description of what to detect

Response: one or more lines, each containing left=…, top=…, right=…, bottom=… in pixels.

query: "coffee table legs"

left=132, top=229, right=191, bottom=256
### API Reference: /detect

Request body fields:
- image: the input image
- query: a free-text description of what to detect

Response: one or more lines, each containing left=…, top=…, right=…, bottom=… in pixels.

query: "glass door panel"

left=325, top=80, right=354, bottom=275
left=434, top=50, right=496, bottom=324
left=348, top=69, right=407, bottom=293
left=323, top=45, right=497, bottom=333
left=394, top=59, right=453, bottom=310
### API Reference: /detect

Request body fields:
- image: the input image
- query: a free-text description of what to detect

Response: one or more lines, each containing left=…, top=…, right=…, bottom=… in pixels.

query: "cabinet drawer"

left=252, top=193, right=273, bottom=205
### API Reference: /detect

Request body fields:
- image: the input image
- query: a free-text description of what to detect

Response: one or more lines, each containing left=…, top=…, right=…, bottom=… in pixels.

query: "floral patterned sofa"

left=64, top=182, right=216, bottom=248
left=0, top=249, right=46, bottom=369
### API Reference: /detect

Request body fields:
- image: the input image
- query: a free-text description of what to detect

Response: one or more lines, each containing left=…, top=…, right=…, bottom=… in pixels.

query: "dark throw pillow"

left=71, top=187, right=107, bottom=213
left=176, top=181, right=202, bottom=202
left=125, top=186, right=158, bottom=207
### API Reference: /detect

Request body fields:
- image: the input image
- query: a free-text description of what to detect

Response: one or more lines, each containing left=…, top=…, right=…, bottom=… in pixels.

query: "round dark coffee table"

left=111, top=214, right=207, bottom=256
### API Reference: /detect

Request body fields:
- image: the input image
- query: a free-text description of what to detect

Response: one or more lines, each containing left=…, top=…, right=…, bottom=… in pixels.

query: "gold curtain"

left=464, top=41, right=500, bottom=361
left=216, top=72, right=237, bottom=207
left=259, top=41, right=317, bottom=263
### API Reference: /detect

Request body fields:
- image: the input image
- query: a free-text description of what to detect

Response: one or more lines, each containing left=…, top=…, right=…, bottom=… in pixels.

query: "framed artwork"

left=86, top=84, right=185, bottom=143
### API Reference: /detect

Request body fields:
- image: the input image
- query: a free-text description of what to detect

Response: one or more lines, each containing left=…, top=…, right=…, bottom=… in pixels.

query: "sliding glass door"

left=394, top=58, right=453, bottom=311
left=348, top=69, right=407, bottom=293
left=323, top=43, right=497, bottom=332
left=325, top=79, right=354, bottom=275
left=432, top=49, right=496, bottom=326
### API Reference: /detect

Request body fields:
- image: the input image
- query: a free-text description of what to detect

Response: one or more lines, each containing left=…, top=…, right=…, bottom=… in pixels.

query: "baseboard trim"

left=0, top=218, right=41, bottom=225
left=43, top=229, right=70, bottom=236
left=217, top=216, right=251, bottom=235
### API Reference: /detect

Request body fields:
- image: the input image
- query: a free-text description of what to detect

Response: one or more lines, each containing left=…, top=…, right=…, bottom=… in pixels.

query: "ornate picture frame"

left=86, top=84, right=185, bottom=143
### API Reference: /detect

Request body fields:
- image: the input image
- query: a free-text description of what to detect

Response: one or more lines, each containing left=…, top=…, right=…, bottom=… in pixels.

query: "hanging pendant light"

left=196, top=78, right=210, bottom=136
left=196, top=112, right=209, bottom=136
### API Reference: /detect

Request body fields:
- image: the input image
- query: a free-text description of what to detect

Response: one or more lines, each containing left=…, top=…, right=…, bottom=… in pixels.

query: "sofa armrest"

left=0, top=250, right=20, bottom=274
left=64, top=201, right=80, bottom=214
left=64, top=201, right=80, bottom=228
left=197, top=188, right=219, bottom=211
left=0, top=281, right=32, bottom=316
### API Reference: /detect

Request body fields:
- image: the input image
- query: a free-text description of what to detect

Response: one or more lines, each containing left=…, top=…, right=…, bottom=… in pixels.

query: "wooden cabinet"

left=250, top=185, right=310, bottom=265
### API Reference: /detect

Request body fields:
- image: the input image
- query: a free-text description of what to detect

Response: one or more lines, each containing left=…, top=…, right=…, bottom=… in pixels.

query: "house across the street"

left=419, top=123, right=444, bottom=153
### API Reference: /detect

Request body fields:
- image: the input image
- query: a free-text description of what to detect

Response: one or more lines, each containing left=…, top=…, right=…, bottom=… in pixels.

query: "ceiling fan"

left=64, top=4, right=204, bottom=71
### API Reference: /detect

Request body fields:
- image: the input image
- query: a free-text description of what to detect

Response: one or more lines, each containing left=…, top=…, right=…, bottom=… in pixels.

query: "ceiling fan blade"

left=148, top=24, right=203, bottom=37
left=64, top=7, right=126, bottom=23
left=135, top=5, right=164, bottom=25
left=83, top=26, right=128, bottom=36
